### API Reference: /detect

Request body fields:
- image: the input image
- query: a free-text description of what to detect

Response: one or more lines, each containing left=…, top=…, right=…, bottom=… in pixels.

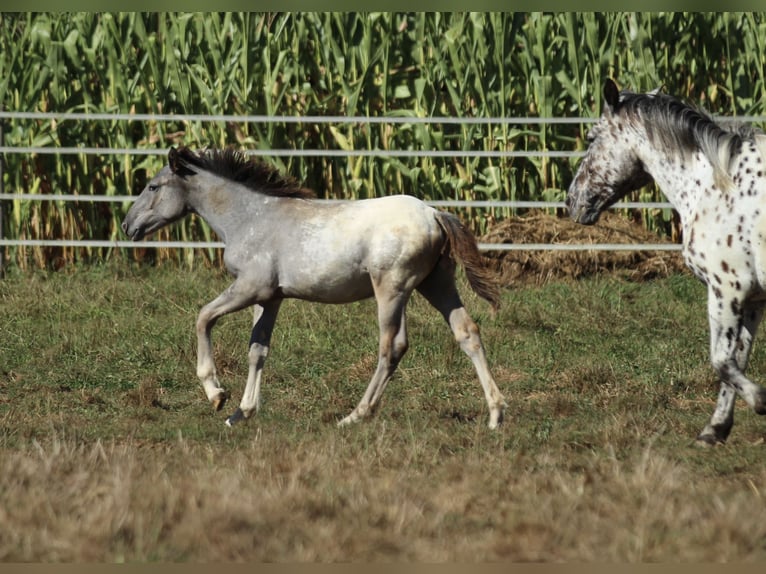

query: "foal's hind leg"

left=697, top=297, right=766, bottom=445
left=416, top=262, right=506, bottom=429
left=338, top=291, right=410, bottom=427
left=226, top=300, right=282, bottom=427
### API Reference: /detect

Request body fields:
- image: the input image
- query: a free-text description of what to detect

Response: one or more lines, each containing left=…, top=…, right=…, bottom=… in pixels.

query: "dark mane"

left=615, top=89, right=762, bottom=181
left=176, top=147, right=316, bottom=199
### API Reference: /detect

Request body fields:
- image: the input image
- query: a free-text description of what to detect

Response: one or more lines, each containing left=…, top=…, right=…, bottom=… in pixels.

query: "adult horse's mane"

left=176, top=146, right=316, bottom=199
left=616, top=89, right=764, bottom=185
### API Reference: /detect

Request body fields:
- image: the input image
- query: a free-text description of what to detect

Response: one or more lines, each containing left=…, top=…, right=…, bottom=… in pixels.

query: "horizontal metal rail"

left=0, top=111, right=597, bottom=125
left=3, top=110, right=765, bottom=124
left=0, top=146, right=584, bottom=158
left=0, top=197, right=681, bottom=253
left=0, top=111, right=687, bottom=255
left=0, top=238, right=681, bottom=252
left=0, top=239, right=224, bottom=249
left=0, top=195, right=675, bottom=210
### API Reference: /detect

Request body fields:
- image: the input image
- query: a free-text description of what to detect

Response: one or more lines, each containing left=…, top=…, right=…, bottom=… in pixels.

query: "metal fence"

left=0, top=110, right=691, bottom=254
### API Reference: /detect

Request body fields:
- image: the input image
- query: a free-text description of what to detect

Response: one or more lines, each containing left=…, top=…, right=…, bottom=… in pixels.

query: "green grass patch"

left=1, top=264, right=765, bottom=560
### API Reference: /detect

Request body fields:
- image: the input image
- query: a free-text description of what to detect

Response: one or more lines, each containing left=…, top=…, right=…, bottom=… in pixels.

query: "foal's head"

left=566, top=78, right=654, bottom=225
left=122, top=147, right=195, bottom=241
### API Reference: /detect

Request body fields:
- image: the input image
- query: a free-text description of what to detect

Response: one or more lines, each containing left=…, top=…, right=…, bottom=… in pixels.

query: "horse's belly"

left=280, top=269, right=375, bottom=303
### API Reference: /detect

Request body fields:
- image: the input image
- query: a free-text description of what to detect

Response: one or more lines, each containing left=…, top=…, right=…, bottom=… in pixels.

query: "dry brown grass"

left=2, top=433, right=765, bottom=561
left=2, top=260, right=766, bottom=562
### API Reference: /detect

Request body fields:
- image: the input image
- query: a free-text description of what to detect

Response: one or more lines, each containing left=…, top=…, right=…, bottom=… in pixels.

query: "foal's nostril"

left=121, top=221, right=128, bottom=233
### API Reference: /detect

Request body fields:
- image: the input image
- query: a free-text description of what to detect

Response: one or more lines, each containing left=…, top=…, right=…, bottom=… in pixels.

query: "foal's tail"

left=435, top=211, right=501, bottom=312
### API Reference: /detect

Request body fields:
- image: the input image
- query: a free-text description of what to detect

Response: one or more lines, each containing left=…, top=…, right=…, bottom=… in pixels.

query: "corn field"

left=2, top=12, right=766, bottom=268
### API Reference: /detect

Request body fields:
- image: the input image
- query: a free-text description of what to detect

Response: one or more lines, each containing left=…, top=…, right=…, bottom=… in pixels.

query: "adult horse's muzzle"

left=565, top=189, right=602, bottom=226
left=569, top=205, right=602, bottom=225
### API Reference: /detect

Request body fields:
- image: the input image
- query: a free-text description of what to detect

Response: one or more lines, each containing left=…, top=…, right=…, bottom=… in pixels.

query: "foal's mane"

left=616, top=89, right=763, bottom=186
left=177, top=146, right=316, bottom=199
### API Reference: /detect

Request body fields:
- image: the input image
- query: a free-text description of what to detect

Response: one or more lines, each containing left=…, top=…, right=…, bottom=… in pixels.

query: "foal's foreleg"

left=697, top=294, right=766, bottom=445
left=226, top=300, right=282, bottom=427
left=196, top=282, right=257, bottom=411
left=338, top=294, right=409, bottom=427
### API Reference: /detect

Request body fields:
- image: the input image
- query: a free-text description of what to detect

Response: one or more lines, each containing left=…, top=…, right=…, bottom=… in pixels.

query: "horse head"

left=566, top=79, right=653, bottom=224
left=121, top=147, right=195, bottom=241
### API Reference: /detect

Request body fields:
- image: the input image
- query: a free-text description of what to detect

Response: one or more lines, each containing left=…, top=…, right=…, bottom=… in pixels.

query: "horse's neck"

left=637, top=139, right=717, bottom=226
left=186, top=178, right=265, bottom=243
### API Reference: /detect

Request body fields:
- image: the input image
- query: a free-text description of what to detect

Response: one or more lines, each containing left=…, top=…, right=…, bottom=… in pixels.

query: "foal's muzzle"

left=121, top=219, right=143, bottom=241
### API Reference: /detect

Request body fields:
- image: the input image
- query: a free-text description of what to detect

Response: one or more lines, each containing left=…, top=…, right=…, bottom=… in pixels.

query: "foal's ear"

left=168, top=146, right=196, bottom=178
left=168, top=147, right=182, bottom=173
left=603, top=78, right=620, bottom=109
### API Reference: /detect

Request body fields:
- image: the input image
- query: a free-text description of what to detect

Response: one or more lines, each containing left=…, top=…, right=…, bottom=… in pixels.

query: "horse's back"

left=326, top=194, right=444, bottom=273
left=320, top=194, right=442, bottom=247
left=269, top=195, right=445, bottom=302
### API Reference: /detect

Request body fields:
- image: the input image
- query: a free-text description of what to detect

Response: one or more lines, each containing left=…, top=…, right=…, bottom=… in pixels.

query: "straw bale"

left=480, top=212, right=687, bottom=286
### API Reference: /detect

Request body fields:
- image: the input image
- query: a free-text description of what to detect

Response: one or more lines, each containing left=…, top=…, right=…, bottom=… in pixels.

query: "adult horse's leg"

left=697, top=297, right=766, bottom=445
left=338, top=289, right=410, bottom=427
left=196, top=281, right=258, bottom=411
left=226, top=300, right=283, bottom=426
left=416, top=259, right=506, bottom=429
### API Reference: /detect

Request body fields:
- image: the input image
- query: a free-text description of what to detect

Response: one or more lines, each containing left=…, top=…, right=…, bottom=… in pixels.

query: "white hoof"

left=337, top=411, right=363, bottom=427
left=488, top=406, right=504, bottom=430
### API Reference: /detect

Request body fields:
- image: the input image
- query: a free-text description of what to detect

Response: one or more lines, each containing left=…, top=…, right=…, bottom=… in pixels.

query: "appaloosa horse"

left=567, top=78, right=766, bottom=445
left=122, top=146, right=506, bottom=429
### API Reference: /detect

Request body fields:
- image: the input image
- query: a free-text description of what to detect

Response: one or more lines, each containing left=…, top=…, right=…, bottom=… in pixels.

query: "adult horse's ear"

left=603, top=78, right=620, bottom=109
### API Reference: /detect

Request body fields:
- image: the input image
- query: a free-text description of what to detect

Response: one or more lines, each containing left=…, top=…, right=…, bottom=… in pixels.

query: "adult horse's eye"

left=148, top=184, right=159, bottom=192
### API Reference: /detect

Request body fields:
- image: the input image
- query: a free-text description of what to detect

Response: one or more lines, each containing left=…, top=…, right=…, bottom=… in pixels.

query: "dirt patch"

left=480, top=211, right=687, bottom=286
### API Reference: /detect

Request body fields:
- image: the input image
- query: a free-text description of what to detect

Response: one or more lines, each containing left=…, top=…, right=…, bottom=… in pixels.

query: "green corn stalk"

left=4, top=13, right=766, bottom=268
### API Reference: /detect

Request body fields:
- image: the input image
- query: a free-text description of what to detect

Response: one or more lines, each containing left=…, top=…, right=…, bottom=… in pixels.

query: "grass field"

left=1, top=263, right=766, bottom=561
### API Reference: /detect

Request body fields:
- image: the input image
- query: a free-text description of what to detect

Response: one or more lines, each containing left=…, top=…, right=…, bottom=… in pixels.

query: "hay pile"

left=480, top=211, right=687, bottom=286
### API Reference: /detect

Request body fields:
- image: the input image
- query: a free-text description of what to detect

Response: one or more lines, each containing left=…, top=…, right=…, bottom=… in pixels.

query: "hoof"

left=337, top=415, right=356, bottom=428
left=754, top=388, right=766, bottom=415
left=696, top=419, right=732, bottom=447
left=695, top=430, right=727, bottom=447
left=337, top=404, right=371, bottom=427
left=695, top=435, right=721, bottom=448
left=488, top=405, right=505, bottom=430
left=225, top=407, right=246, bottom=427
left=211, top=390, right=229, bottom=412
left=337, top=411, right=363, bottom=427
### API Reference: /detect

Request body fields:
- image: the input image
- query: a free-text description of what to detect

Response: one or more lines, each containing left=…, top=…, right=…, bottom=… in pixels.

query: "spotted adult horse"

left=122, top=146, right=506, bottom=429
left=567, top=78, right=766, bottom=445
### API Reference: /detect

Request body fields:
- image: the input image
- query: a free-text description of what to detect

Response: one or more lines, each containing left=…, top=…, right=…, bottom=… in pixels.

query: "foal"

left=123, top=147, right=507, bottom=429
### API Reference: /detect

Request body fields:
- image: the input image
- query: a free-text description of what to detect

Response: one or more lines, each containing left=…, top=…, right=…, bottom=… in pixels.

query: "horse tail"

left=435, top=211, right=501, bottom=312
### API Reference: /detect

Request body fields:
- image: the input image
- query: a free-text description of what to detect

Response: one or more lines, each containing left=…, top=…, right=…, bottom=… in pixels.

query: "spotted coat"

left=567, top=78, right=766, bottom=445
